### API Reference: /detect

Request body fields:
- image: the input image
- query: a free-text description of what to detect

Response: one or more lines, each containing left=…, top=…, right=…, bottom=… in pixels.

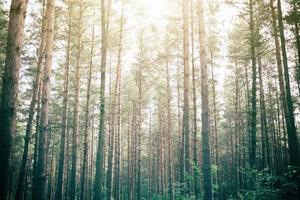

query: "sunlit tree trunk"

left=94, top=0, right=109, bottom=198
left=190, top=1, right=200, bottom=198
left=55, top=3, right=72, bottom=200
left=198, top=0, right=213, bottom=199
left=182, top=0, right=190, bottom=194
left=165, top=44, right=174, bottom=200
left=34, top=0, right=54, bottom=199
left=113, top=3, right=124, bottom=199
left=15, top=3, right=46, bottom=199
left=80, top=20, right=95, bottom=200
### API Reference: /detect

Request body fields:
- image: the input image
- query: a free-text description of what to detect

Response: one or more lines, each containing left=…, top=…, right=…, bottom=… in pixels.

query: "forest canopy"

left=0, top=0, right=299, bottom=200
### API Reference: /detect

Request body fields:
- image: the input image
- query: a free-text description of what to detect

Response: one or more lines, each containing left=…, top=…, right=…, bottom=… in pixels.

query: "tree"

left=277, top=0, right=300, bottom=167
left=198, top=0, right=213, bottom=199
left=181, top=0, right=190, bottom=194
left=14, top=3, right=46, bottom=199
left=33, top=0, right=54, bottom=198
left=190, top=0, right=200, bottom=198
left=94, top=0, right=109, bottom=199
left=70, top=1, right=85, bottom=199
left=55, top=2, right=73, bottom=200
left=0, top=0, right=28, bottom=198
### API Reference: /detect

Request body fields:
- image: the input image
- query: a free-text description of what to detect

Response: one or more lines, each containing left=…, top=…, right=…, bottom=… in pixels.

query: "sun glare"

left=140, top=0, right=167, bottom=18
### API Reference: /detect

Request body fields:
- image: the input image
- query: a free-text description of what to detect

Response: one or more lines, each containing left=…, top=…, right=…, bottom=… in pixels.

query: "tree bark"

left=198, top=0, right=213, bottom=199
left=182, top=0, right=190, bottom=193
left=249, top=0, right=257, bottom=170
left=15, top=3, right=47, bottom=199
left=94, top=0, right=109, bottom=198
left=55, top=2, right=72, bottom=200
left=277, top=0, right=300, bottom=167
left=0, top=0, right=28, bottom=198
left=34, top=0, right=54, bottom=199
left=190, top=1, right=200, bottom=198
left=80, top=20, right=95, bottom=200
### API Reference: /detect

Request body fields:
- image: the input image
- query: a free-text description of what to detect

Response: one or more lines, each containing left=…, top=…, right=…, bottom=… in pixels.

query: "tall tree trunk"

left=190, top=1, right=200, bottom=198
left=290, top=1, right=300, bottom=93
left=80, top=20, right=95, bottom=200
left=34, top=0, right=54, bottom=199
left=249, top=0, right=257, bottom=170
left=94, top=0, right=109, bottom=198
left=211, top=50, right=220, bottom=199
left=258, top=56, right=271, bottom=168
left=0, top=0, right=28, bottom=198
left=270, top=0, right=289, bottom=171
left=198, top=0, right=213, bottom=199
left=113, top=2, right=124, bottom=199
left=277, top=0, right=300, bottom=167
left=106, top=3, right=122, bottom=197
left=166, top=44, right=174, bottom=200
left=182, top=0, right=190, bottom=194
left=70, top=1, right=84, bottom=199
left=15, top=4, right=47, bottom=199
left=55, top=3, right=72, bottom=200
left=136, top=40, right=143, bottom=200
left=32, top=77, right=42, bottom=200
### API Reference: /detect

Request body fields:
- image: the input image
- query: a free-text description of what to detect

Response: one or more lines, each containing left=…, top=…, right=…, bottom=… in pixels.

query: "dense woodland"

left=0, top=0, right=300, bottom=199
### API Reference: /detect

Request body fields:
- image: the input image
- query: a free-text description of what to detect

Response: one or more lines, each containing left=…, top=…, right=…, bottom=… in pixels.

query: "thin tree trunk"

left=258, top=56, right=271, bottom=168
left=15, top=6, right=46, bottom=198
left=80, top=20, right=95, bottom=200
left=55, top=3, right=72, bottom=200
left=70, top=1, right=84, bottom=199
left=198, top=0, right=213, bottom=199
left=113, top=2, right=124, bottom=199
left=32, top=77, right=42, bottom=200
left=182, top=0, right=190, bottom=194
left=277, top=0, right=300, bottom=167
left=249, top=0, right=257, bottom=170
left=190, top=1, right=200, bottom=198
left=166, top=44, right=174, bottom=200
left=34, top=0, right=54, bottom=199
left=94, top=0, right=109, bottom=198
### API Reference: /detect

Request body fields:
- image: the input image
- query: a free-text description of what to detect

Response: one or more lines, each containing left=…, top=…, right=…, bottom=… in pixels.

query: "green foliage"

left=230, top=167, right=300, bottom=200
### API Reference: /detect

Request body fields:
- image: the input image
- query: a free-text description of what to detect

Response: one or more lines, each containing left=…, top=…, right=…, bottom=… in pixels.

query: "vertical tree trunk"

left=94, top=0, right=109, bottom=198
left=190, top=1, right=200, bottom=198
left=137, top=42, right=143, bottom=200
left=147, top=110, right=152, bottom=200
left=55, top=3, right=72, bottom=200
left=34, top=0, right=54, bottom=199
left=32, top=77, right=42, bottom=200
left=113, top=2, right=124, bottom=199
left=292, top=1, right=300, bottom=92
left=211, top=51, right=220, bottom=199
left=198, top=0, right=213, bottom=199
left=182, top=0, right=190, bottom=193
left=166, top=45, right=174, bottom=200
left=258, top=56, right=270, bottom=168
left=80, top=20, right=95, bottom=200
left=249, top=0, right=257, bottom=170
left=0, top=0, right=28, bottom=198
left=15, top=4, right=47, bottom=198
left=106, top=2, right=123, bottom=197
left=70, top=1, right=84, bottom=199
left=277, top=0, right=300, bottom=167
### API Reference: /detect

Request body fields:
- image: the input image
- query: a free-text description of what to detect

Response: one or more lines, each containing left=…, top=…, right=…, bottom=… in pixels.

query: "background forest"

left=0, top=0, right=299, bottom=199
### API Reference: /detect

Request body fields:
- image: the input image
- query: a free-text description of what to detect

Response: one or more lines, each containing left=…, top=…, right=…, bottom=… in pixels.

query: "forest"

left=0, top=0, right=299, bottom=199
